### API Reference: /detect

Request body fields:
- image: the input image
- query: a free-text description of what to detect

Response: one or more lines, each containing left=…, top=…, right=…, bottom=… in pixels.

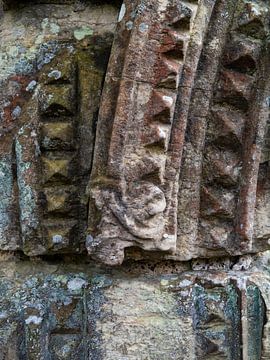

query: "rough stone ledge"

left=0, top=252, right=270, bottom=358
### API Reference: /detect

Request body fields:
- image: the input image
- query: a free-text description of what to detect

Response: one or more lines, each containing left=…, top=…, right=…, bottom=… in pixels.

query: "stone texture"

left=0, top=258, right=269, bottom=359
left=1, top=0, right=269, bottom=263
left=0, top=1, right=117, bottom=255
left=1, top=0, right=270, bottom=359
left=87, top=0, right=270, bottom=265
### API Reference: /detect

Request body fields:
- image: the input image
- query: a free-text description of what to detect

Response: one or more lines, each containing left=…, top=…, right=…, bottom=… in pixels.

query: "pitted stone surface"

left=1, top=1, right=270, bottom=358
left=1, top=0, right=270, bottom=264
left=0, top=260, right=269, bottom=359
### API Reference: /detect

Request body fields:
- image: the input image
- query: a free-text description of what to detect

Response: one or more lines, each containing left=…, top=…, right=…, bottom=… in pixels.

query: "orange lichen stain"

left=2, top=75, right=37, bottom=127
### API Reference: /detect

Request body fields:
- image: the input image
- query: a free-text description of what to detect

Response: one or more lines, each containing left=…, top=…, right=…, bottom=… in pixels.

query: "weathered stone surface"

left=1, top=0, right=270, bottom=264
left=0, top=258, right=269, bottom=359
left=1, top=1, right=270, bottom=358
left=88, top=0, right=215, bottom=264
left=0, top=1, right=118, bottom=255
left=84, top=0, right=270, bottom=265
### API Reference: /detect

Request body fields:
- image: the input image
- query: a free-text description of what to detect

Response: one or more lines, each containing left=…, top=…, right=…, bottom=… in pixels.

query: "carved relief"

left=193, top=283, right=241, bottom=359
left=171, top=274, right=266, bottom=360
left=176, top=0, right=270, bottom=261
left=0, top=275, right=93, bottom=359
left=199, top=0, right=270, bottom=255
left=0, top=0, right=270, bottom=265
left=0, top=0, right=112, bottom=255
left=1, top=267, right=269, bottom=360
left=2, top=2, right=270, bottom=359
left=85, top=0, right=270, bottom=265
left=38, top=51, right=81, bottom=253
left=87, top=0, right=213, bottom=264
left=24, top=47, right=104, bottom=255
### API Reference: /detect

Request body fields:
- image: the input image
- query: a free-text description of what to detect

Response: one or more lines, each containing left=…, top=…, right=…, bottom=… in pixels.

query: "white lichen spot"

left=160, top=279, right=169, bottom=286
left=74, top=26, right=93, bottom=41
left=26, top=80, right=37, bottom=92
left=209, top=38, right=220, bottom=50
left=61, top=344, right=71, bottom=355
left=63, top=297, right=72, bottom=306
left=158, top=126, right=167, bottom=139
left=118, top=3, right=126, bottom=22
left=162, top=95, right=173, bottom=106
left=224, top=192, right=234, bottom=201
left=0, top=312, right=8, bottom=319
left=41, top=18, right=60, bottom=34
left=35, top=35, right=44, bottom=45
left=8, top=45, right=19, bottom=58
left=139, top=23, right=149, bottom=33
left=50, top=22, right=60, bottom=35
left=159, top=0, right=169, bottom=12
left=41, top=18, right=49, bottom=31
left=178, top=279, right=193, bottom=288
left=250, top=4, right=261, bottom=17
left=67, top=278, right=87, bottom=291
left=25, top=315, right=42, bottom=325
left=86, top=234, right=94, bottom=245
left=126, top=21, right=133, bottom=30
left=48, top=70, right=62, bottom=80
left=52, top=234, right=63, bottom=244
left=11, top=106, right=22, bottom=119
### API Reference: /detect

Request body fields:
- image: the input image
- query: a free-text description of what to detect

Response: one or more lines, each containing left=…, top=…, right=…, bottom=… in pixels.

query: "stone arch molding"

left=87, top=0, right=270, bottom=265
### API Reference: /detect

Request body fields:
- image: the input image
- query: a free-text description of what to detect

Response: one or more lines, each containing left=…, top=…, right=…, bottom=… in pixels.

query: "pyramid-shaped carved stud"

left=166, top=3, right=193, bottom=31
left=39, top=50, right=76, bottom=85
left=209, top=106, right=245, bottom=148
left=215, top=69, right=254, bottom=111
left=39, top=85, right=75, bottom=116
left=200, top=186, right=235, bottom=219
left=43, top=186, right=75, bottom=214
left=41, top=122, right=74, bottom=150
left=235, top=2, right=267, bottom=40
left=143, top=124, right=170, bottom=150
left=148, top=90, right=175, bottom=124
left=42, top=157, right=71, bottom=184
left=223, top=38, right=259, bottom=75
left=160, top=30, right=185, bottom=60
left=203, top=147, right=241, bottom=187
left=156, top=57, right=181, bottom=89
left=44, top=220, right=77, bottom=251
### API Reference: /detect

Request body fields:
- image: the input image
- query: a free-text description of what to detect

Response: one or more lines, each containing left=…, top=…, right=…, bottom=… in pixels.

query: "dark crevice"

left=12, top=139, right=23, bottom=247
left=237, top=19, right=266, bottom=40
left=2, top=0, right=123, bottom=10
left=225, top=55, right=257, bottom=75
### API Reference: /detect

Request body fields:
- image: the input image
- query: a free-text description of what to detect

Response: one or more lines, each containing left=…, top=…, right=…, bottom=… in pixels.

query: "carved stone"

left=1, top=0, right=270, bottom=358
